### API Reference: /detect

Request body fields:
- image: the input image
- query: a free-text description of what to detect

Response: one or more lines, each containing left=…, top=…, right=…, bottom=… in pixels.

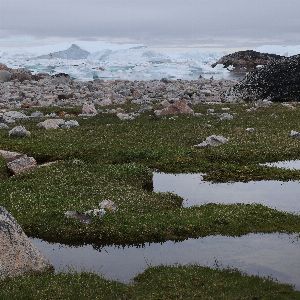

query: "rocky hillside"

left=212, top=50, right=284, bottom=72
left=223, top=54, right=300, bottom=102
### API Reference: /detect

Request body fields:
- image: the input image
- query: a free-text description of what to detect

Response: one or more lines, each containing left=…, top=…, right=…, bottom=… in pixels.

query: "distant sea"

left=1, top=38, right=299, bottom=81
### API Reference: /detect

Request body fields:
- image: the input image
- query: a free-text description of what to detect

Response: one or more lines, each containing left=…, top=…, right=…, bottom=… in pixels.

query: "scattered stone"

left=154, top=99, right=194, bottom=116
left=98, top=99, right=113, bottom=107
left=160, top=100, right=170, bottom=107
left=246, top=128, right=255, bottom=133
left=0, top=123, right=9, bottom=130
left=99, top=200, right=117, bottom=212
left=31, top=111, right=44, bottom=118
left=37, top=119, right=65, bottom=130
left=64, top=211, right=92, bottom=224
left=0, top=206, right=52, bottom=279
left=246, top=107, right=257, bottom=113
left=116, top=113, right=136, bottom=121
left=9, top=126, right=31, bottom=138
left=82, top=103, right=97, bottom=116
left=195, top=135, right=229, bottom=148
left=290, top=130, right=300, bottom=139
left=194, top=113, right=203, bottom=117
left=221, top=107, right=231, bottom=111
left=282, top=103, right=296, bottom=109
left=0, top=71, right=235, bottom=108
left=46, top=113, right=58, bottom=118
left=3, top=111, right=28, bottom=120
left=255, top=100, right=273, bottom=108
left=7, top=156, right=37, bottom=175
left=219, top=113, right=234, bottom=121
left=61, top=120, right=79, bottom=128
left=207, top=108, right=215, bottom=114
left=0, top=150, right=24, bottom=162
left=84, top=209, right=106, bottom=218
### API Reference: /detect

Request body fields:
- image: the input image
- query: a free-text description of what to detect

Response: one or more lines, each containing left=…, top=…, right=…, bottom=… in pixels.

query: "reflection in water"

left=32, top=233, right=300, bottom=289
left=262, top=160, right=300, bottom=171
left=153, top=173, right=300, bottom=214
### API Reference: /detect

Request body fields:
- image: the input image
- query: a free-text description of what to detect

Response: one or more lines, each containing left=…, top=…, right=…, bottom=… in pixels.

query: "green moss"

left=1, top=103, right=300, bottom=181
left=1, top=266, right=299, bottom=299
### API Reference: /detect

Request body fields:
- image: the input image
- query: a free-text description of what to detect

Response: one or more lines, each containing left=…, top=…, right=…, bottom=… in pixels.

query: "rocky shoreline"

left=0, top=73, right=236, bottom=109
left=1, top=49, right=300, bottom=109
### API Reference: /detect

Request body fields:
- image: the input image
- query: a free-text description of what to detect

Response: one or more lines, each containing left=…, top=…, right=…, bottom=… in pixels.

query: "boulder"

left=9, top=126, right=31, bottom=138
left=290, top=130, right=300, bottom=139
left=0, top=123, right=9, bottom=130
left=3, top=111, right=29, bottom=120
left=84, top=209, right=106, bottom=218
left=223, top=55, right=300, bottom=102
left=7, top=156, right=37, bottom=175
left=31, top=111, right=44, bottom=118
left=61, top=120, right=79, bottom=128
left=99, top=200, right=117, bottom=212
left=98, top=99, right=113, bottom=107
left=116, top=113, right=136, bottom=121
left=37, top=119, right=65, bottom=130
left=246, top=128, right=255, bottom=133
left=154, top=99, right=194, bottom=116
left=0, top=150, right=24, bottom=162
left=0, top=70, right=12, bottom=82
left=219, top=113, right=234, bottom=121
left=195, top=135, right=229, bottom=148
left=0, top=207, right=52, bottom=279
left=64, top=211, right=92, bottom=224
left=82, top=103, right=97, bottom=115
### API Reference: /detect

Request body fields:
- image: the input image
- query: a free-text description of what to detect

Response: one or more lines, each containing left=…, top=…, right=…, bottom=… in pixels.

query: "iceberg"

left=36, top=44, right=90, bottom=60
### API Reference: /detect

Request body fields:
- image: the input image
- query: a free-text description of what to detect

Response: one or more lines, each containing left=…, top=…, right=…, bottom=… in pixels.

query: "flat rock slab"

left=0, top=150, right=24, bottom=162
left=0, top=207, right=52, bottom=279
left=7, top=156, right=37, bottom=175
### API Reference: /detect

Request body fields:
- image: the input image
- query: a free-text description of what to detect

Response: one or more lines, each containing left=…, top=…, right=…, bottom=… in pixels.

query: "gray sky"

left=0, top=0, right=299, bottom=46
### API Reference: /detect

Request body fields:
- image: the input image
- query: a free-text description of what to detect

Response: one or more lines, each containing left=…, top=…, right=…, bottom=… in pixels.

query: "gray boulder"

left=195, top=135, right=229, bottom=148
left=0, top=150, right=24, bottom=162
left=31, top=111, right=44, bottom=118
left=0, top=207, right=52, bottom=279
left=0, top=70, right=12, bottom=82
left=61, top=120, right=79, bottom=128
left=0, top=123, right=9, bottom=130
left=7, top=156, right=37, bottom=175
left=37, top=119, right=65, bottom=130
left=290, top=130, right=300, bottom=139
left=219, top=113, right=234, bottom=121
left=81, top=103, right=97, bottom=116
left=9, top=126, right=31, bottom=138
left=4, top=111, right=29, bottom=120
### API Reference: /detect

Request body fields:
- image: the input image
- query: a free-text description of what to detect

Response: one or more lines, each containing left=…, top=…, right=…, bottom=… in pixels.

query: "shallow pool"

left=32, top=233, right=300, bottom=290
left=153, top=173, right=300, bottom=214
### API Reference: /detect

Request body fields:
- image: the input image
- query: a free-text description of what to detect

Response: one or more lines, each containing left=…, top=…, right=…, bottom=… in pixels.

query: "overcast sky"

left=0, top=0, right=299, bottom=46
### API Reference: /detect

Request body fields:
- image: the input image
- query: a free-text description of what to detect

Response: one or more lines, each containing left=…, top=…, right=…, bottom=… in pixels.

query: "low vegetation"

left=1, top=266, right=299, bottom=299
left=1, top=103, right=300, bottom=297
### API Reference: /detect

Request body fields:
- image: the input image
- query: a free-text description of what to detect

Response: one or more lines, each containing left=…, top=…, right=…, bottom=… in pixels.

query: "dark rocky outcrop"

left=212, top=50, right=284, bottom=72
left=0, top=207, right=52, bottom=279
left=37, top=44, right=90, bottom=60
left=223, top=55, right=300, bottom=102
